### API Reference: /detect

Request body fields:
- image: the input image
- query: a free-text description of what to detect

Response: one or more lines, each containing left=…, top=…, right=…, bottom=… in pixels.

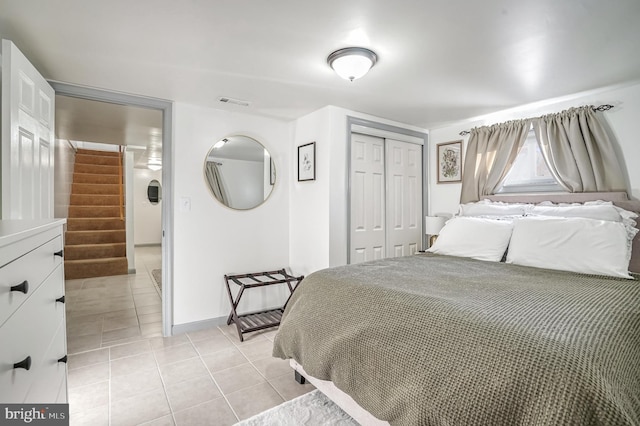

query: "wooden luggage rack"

left=224, top=268, right=304, bottom=342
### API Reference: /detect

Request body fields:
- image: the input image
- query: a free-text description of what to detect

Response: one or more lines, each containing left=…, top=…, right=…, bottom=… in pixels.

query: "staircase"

left=65, top=149, right=128, bottom=280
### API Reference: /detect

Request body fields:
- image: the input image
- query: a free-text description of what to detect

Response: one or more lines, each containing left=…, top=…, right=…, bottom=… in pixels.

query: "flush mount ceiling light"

left=327, top=47, right=378, bottom=81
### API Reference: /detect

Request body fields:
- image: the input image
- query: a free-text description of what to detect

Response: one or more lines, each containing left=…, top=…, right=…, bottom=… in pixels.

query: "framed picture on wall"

left=437, top=140, right=463, bottom=183
left=298, top=142, right=316, bottom=181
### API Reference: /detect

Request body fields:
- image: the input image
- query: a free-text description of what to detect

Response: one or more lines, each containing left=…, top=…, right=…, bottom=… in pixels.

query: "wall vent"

left=217, top=96, right=251, bottom=107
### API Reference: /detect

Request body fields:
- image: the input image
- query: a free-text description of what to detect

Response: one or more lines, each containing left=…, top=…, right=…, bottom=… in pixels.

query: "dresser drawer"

left=25, top=320, right=67, bottom=403
left=0, top=234, right=63, bottom=326
left=0, top=265, right=65, bottom=403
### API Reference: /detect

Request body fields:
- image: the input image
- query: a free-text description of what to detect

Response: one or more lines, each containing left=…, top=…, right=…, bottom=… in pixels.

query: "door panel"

left=385, top=139, right=423, bottom=257
left=350, top=133, right=386, bottom=263
left=2, top=39, right=55, bottom=219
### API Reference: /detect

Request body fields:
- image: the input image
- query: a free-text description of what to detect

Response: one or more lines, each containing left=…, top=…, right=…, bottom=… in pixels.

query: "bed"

left=272, top=192, right=640, bottom=426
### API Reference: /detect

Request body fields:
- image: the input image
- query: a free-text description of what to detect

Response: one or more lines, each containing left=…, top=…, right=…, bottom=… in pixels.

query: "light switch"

left=180, top=196, right=191, bottom=212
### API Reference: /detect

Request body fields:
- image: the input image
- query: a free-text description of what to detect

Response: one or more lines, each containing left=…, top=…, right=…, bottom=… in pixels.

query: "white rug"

left=234, top=390, right=359, bottom=426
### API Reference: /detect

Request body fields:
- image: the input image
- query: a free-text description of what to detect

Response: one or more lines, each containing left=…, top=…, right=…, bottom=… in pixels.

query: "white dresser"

left=0, top=219, right=67, bottom=403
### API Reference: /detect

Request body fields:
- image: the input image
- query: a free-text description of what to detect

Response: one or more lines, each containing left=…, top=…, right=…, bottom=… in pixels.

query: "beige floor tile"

left=109, top=340, right=152, bottom=360
left=186, top=327, right=224, bottom=342
left=140, top=323, right=163, bottom=337
left=110, top=352, right=157, bottom=378
left=110, top=368, right=164, bottom=402
left=201, top=347, right=248, bottom=373
left=268, top=372, right=315, bottom=401
left=140, top=415, right=175, bottom=425
left=173, top=398, right=237, bottom=426
left=66, top=320, right=103, bottom=338
left=252, top=356, right=293, bottom=379
left=69, top=403, right=109, bottom=426
left=103, top=308, right=138, bottom=320
left=236, top=339, right=274, bottom=361
left=153, top=343, right=198, bottom=366
left=68, top=348, right=109, bottom=370
left=102, top=335, right=145, bottom=348
left=103, top=315, right=139, bottom=332
left=65, top=279, right=85, bottom=292
left=67, top=362, right=110, bottom=389
left=139, top=312, right=162, bottom=324
left=67, top=334, right=102, bottom=355
left=102, top=325, right=141, bottom=343
left=132, top=285, right=159, bottom=295
left=165, top=375, right=221, bottom=412
left=68, top=381, right=109, bottom=415
left=133, top=293, right=161, bottom=307
left=158, top=358, right=209, bottom=386
left=211, top=364, right=265, bottom=395
left=191, top=334, right=234, bottom=355
left=149, top=334, right=189, bottom=350
left=219, top=324, right=267, bottom=343
left=137, top=303, right=162, bottom=315
left=111, top=388, right=171, bottom=426
left=225, top=382, right=284, bottom=420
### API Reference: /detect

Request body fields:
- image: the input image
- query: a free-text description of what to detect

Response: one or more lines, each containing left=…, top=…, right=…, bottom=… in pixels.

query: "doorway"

left=51, top=81, right=174, bottom=336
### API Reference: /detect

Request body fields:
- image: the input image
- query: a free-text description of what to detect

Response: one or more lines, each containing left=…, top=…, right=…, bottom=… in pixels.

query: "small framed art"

left=437, top=140, right=463, bottom=183
left=298, top=142, right=316, bottom=181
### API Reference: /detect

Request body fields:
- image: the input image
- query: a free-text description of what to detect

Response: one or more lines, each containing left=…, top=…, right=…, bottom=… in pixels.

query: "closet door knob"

left=57, top=355, right=68, bottom=364
left=55, top=295, right=65, bottom=304
left=14, top=356, right=32, bottom=370
left=10, top=280, right=29, bottom=294
left=54, top=250, right=64, bottom=258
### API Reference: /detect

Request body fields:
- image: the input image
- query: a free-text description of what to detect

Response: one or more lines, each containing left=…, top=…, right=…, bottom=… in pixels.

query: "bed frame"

left=290, top=191, right=640, bottom=424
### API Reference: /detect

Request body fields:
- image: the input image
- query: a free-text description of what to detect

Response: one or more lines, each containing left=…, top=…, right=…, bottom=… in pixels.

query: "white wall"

left=134, top=167, right=162, bottom=245
left=428, top=81, right=640, bottom=216
left=173, top=103, right=291, bottom=326
left=290, top=106, right=428, bottom=276
left=53, top=139, right=75, bottom=218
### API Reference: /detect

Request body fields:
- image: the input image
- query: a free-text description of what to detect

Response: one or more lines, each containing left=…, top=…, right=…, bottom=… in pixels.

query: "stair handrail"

left=118, top=146, right=124, bottom=221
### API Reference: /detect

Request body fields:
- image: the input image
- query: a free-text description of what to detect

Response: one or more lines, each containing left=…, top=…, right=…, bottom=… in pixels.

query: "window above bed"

left=495, top=129, right=566, bottom=194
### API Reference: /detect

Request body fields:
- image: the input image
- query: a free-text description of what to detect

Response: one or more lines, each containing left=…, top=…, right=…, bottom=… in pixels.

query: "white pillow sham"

left=458, top=201, right=527, bottom=218
left=525, top=204, right=623, bottom=222
left=427, top=217, right=513, bottom=262
left=506, top=216, right=634, bottom=279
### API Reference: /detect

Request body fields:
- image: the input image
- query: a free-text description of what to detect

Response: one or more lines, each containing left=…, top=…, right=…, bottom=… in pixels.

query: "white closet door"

left=385, top=139, right=422, bottom=257
left=1, top=39, right=55, bottom=219
left=350, top=133, right=386, bottom=264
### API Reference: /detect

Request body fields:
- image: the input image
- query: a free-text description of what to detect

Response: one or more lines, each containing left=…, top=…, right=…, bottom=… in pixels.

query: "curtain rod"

left=458, top=104, right=614, bottom=136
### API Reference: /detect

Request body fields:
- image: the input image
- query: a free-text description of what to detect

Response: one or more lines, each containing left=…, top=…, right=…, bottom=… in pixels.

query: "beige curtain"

left=532, top=106, right=626, bottom=193
left=205, top=161, right=229, bottom=205
left=460, top=119, right=532, bottom=203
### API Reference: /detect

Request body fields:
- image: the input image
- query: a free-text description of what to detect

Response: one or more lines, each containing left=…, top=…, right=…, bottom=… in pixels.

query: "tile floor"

left=65, top=246, right=314, bottom=425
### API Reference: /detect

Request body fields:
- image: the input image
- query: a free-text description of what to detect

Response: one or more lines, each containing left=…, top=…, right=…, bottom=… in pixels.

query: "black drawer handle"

left=57, top=355, right=67, bottom=364
left=10, top=280, right=29, bottom=294
left=14, top=356, right=31, bottom=370
left=55, top=295, right=65, bottom=304
left=54, top=250, right=64, bottom=258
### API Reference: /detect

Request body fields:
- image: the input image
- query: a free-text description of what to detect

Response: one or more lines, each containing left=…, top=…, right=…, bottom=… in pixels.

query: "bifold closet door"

left=350, top=133, right=423, bottom=264
left=385, top=139, right=422, bottom=257
left=350, top=133, right=386, bottom=263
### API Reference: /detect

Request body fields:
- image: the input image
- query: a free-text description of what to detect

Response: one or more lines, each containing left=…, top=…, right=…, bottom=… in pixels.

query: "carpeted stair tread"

left=68, top=205, right=123, bottom=218
left=72, top=183, right=121, bottom=195
left=65, top=230, right=126, bottom=245
left=74, top=163, right=120, bottom=175
left=70, top=194, right=122, bottom=206
left=64, top=257, right=128, bottom=280
left=72, top=173, right=120, bottom=184
left=65, top=243, right=126, bottom=260
left=66, top=217, right=125, bottom=231
left=75, top=154, right=121, bottom=166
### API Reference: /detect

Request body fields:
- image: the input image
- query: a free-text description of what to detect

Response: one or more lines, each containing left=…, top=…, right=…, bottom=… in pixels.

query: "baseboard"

left=135, top=243, right=162, bottom=247
left=172, top=316, right=228, bottom=335
left=128, top=268, right=136, bottom=274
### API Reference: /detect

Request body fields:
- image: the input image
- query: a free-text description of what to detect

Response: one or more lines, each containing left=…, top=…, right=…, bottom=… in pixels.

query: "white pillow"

left=458, top=201, right=527, bottom=218
left=525, top=204, right=622, bottom=222
left=506, top=216, right=634, bottom=279
left=427, top=217, right=514, bottom=262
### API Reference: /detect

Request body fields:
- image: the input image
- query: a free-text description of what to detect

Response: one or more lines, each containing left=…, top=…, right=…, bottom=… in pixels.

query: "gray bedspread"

left=272, top=254, right=640, bottom=425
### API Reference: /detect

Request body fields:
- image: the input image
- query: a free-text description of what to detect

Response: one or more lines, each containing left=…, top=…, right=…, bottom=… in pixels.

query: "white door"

left=350, top=133, right=386, bottom=263
left=1, top=39, right=55, bottom=219
left=385, top=139, right=422, bottom=257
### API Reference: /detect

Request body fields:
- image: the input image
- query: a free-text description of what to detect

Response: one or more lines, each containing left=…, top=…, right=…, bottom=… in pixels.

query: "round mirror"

left=204, top=135, right=275, bottom=210
left=147, top=179, right=162, bottom=204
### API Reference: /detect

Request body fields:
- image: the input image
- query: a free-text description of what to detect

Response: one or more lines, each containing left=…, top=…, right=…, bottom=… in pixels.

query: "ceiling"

left=2, top=0, right=640, bottom=147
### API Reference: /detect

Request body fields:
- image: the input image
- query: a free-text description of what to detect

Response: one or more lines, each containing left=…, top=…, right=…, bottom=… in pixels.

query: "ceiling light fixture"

left=327, top=47, right=378, bottom=82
